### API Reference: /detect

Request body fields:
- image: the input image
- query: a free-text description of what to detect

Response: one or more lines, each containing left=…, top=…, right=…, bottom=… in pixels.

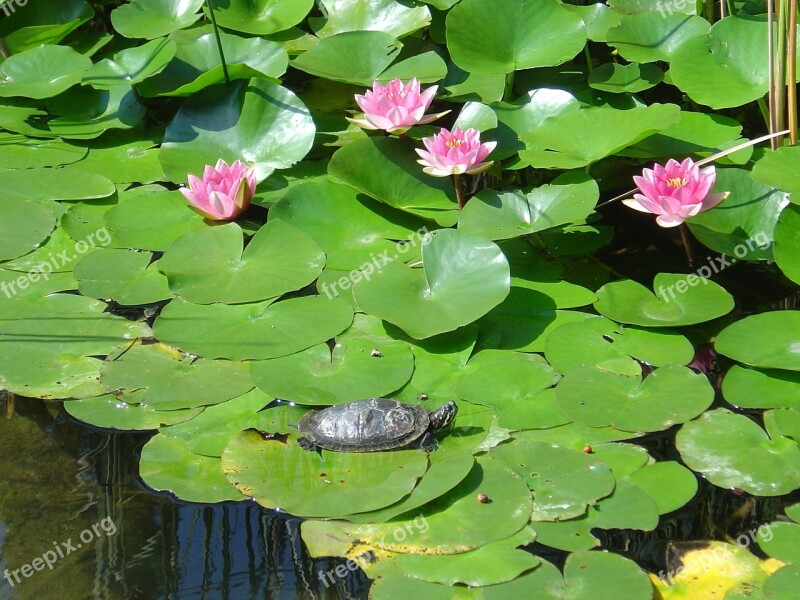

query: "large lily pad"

left=157, top=220, right=325, bottom=304
left=715, top=311, right=800, bottom=371
left=606, top=12, right=710, bottom=63
left=159, top=78, right=315, bottom=182
left=211, top=0, right=313, bottom=35
left=81, top=37, right=176, bottom=89
left=775, top=204, right=800, bottom=285
left=751, top=146, right=800, bottom=194
left=0, top=167, right=115, bottom=201
left=722, top=366, right=800, bottom=410
left=222, top=429, right=428, bottom=518
left=0, top=198, right=57, bottom=261
left=446, top=0, right=585, bottom=74
left=315, top=0, right=431, bottom=38
left=153, top=296, right=354, bottom=361
left=73, top=248, right=170, bottom=305
left=99, top=342, right=254, bottom=410
left=110, top=0, right=205, bottom=39
left=556, top=365, right=714, bottom=433
left=353, top=229, right=510, bottom=339
left=594, top=274, right=735, bottom=327
left=677, top=408, right=800, bottom=496
left=0, top=44, right=92, bottom=99
left=64, top=394, right=202, bottom=431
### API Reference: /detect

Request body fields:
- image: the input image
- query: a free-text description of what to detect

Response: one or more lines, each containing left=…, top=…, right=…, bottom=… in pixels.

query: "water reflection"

left=0, top=395, right=368, bottom=600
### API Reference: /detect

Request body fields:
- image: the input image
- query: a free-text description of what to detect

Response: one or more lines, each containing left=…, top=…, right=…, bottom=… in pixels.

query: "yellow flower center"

left=666, top=177, right=688, bottom=188
left=446, top=139, right=463, bottom=148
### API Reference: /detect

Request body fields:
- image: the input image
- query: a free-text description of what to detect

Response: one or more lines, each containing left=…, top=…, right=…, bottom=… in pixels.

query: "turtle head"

left=430, top=401, right=458, bottom=432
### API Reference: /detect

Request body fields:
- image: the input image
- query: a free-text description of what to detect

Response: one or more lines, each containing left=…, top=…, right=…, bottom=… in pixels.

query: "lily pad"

left=722, top=365, right=800, bottom=410
left=74, top=248, right=170, bottom=305
left=594, top=273, right=735, bottom=327
left=81, top=37, right=176, bottom=89
left=99, top=342, right=254, bottom=410
left=153, top=296, right=354, bottom=361
left=159, top=78, right=315, bottom=183
left=775, top=204, right=800, bottom=285
left=676, top=408, right=800, bottom=496
left=751, top=145, right=800, bottom=194
left=0, top=167, right=115, bottom=201
left=140, top=434, right=244, bottom=503
left=249, top=334, right=414, bottom=406
left=110, top=0, right=205, bottom=39
left=327, top=136, right=459, bottom=226
left=65, top=394, right=202, bottom=431
left=446, top=0, right=585, bottom=74
left=158, top=220, right=325, bottom=304
left=606, top=12, right=710, bottom=63
left=222, top=429, right=428, bottom=517
left=315, top=0, right=431, bottom=39
left=0, top=134, right=87, bottom=169
left=715, top=311, right=800, bottom=371
left=353, top=229, right=510, bottom=339
left=211, top=0, right=313, bottom=35
left=0, top=198, right=57, bottom=261
left=458, top=172, right=599, bottom=240
left=556, top=365, right=714, bottom=432
left=0, top=44, right=92, bottom=99
left=588, top=62, right=664, bottom=93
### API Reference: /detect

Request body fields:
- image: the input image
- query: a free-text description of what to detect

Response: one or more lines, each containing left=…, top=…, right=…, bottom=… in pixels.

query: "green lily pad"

left=0, top=198, right=57, bottom=261
left=74, top=248, right=170, bottom=305
left=158, top=220, right=325, bottom=304
left=153, top=296, right=354, bottom=361
left=491, top=439, right=615, bottom=521
left=363, top=526, right=539, bottom=587
left=775, top=204, right=800, bottom=285
left=163, top=389, right=307, bottom=457
left=519, top=103, right=681, bottom=169
left=301, top=456, right=532, bottom=554
left=110, top=0, right=204, bottom=39
left=46, top=84, right=146, bottom=139
left=269, top=179, right=428, bottom=270
left=716, top=311, right=800, bottom=371
left=159, top=78, right=315, bottom=183
left=544, top=317, right=694, bottom=374
left=354, top=229, right=510, bottom=339
left=82, top=37, right=176, bottom=89
left=136, top=27, right=288, bottom=97
left=607, top=12, right=710, bottom=63
left=587, top=62, right=664, bottom=93
left=327, top=137, right=459, bottom=225
left=0, top=167, right=115, bottom=201
left=670, top=16, right=787, bottom=109
left=68, top=136, right=165, bottom=185
left=0, top=133, right=87, bottom=169
left=594, top=273, right=735, bottom=327
left=722, top=365, right=800, bottom=409
left=211, top=0, right=313, bottom=35
left=518, top=422, right=640, bottom=452
left=104, top=189, right=206, bottom=251
left=0, top=346, right=105, bottom=399
left=140, top=434, right=244, bottom=503
left=446, top=0, right=585, bottom=74
left=687, top=168, right=787, bottom=261
left=455, top=350, right=560, bottom=414
left=315, top=0, right=430, bottom=38
left=0, top=0, right=94, bottom=55
left=65, top=394, right=202, bottom=431
left=99, top=342, right=253, bottom=410
left=556, top=365, right=714, bottom=432
left=751, top=145, right=800, bottom=195
left=222, top=429, right=428, bottom=517
left=458, top=172, right=599, bottom=240
left=0, top=44, right=92, bottom=99
left=677, top=408, right=800, bottom=496
left=624, top=460, right=698, bottom=515
left=249, top=334, right=414, bottom=406
left=291, top=30, right=402, bottom=86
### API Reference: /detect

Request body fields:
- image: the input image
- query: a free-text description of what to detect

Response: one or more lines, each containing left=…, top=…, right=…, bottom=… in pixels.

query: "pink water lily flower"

left=180, top=159, right=256, bottom=221
left=350, top=77, right=447, bottom=133
left=625, top=158, right=728, bottom=228
left=416, top=127, right=496, bottom=177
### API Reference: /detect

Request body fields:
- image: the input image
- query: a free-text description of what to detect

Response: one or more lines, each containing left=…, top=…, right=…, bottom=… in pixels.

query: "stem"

left=206, top=0, right=230, bottom=84
left=6, top=392, right=14, bottom=421
left=769, top=0, right=777, bottom=147
left=678, top=223, right=696, bottom=269
left=0, top=37, right=8, bottom=60
left=453, top=173, right=466, bottom=211
left=757, top=97, right=772, bottom=132
left=503, top=71, right=515, bottom=102
left=584, top=44, right=594, bottom=73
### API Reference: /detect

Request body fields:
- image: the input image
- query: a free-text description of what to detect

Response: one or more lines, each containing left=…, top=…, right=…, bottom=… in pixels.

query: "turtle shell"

left=297, top=398, right=430, bottom=452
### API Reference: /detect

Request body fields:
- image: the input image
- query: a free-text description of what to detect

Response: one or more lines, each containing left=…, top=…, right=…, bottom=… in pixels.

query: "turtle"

left=296, top=398, right=458, bottom=452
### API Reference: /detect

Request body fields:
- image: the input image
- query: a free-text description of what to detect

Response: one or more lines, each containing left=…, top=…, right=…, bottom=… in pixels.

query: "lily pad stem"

left=453, top=173, right=466, bottom=210
left=6, top=392, right=14, bottom=421
left=205, top=0, right=230, bottom=84
left=678, top=223, right=696, bottom=269
left=0, top=37, right=8, bottom=60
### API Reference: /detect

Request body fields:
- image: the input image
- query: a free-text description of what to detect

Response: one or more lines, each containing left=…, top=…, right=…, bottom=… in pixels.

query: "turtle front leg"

left=419, top=432, right=438, bottom=452
left=297, top=437, right=320, bottom=452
